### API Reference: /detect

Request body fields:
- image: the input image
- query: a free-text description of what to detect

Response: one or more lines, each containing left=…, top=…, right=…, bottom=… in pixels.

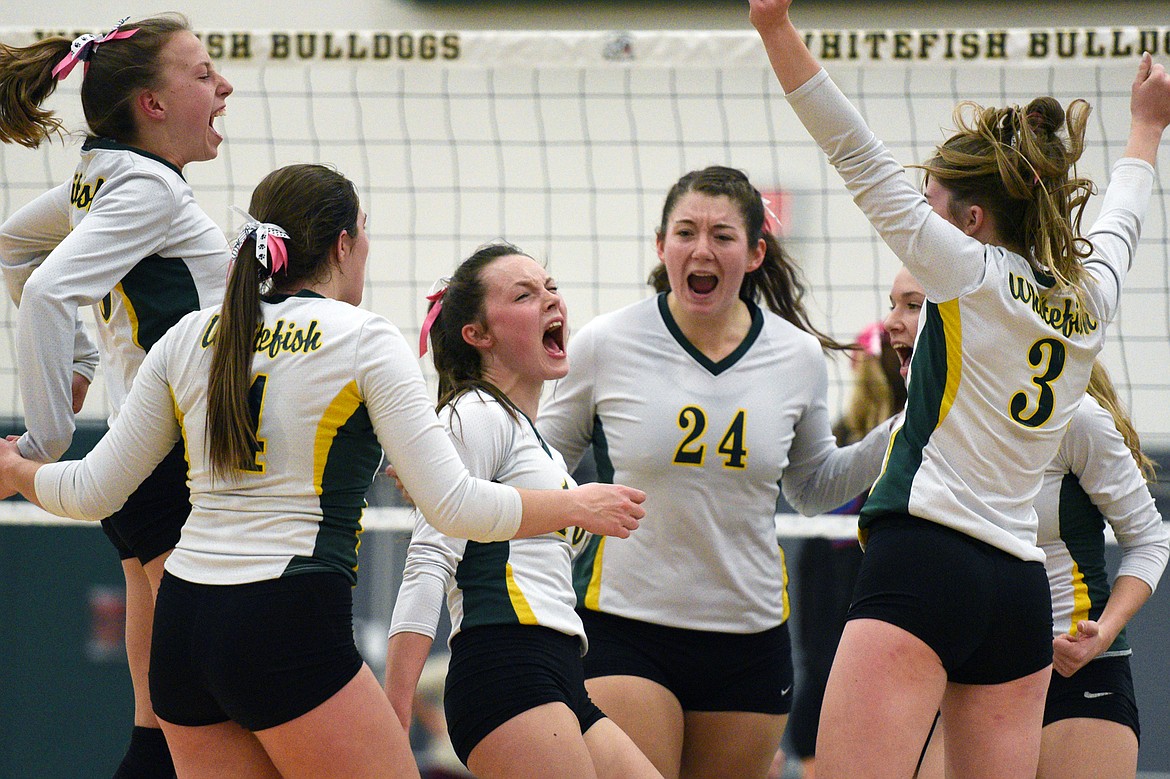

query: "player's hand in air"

left=748, top=0, right=794, bottom=32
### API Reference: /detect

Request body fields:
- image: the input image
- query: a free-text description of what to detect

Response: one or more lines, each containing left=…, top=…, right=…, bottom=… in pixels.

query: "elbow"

left=21, top=433, right=74, bottom=466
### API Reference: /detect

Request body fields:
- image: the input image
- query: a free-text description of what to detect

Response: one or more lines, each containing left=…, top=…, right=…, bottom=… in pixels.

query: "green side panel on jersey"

left=119, top=254, right=201, bottom=352
left=1058, top=472, right=1127, bottom=653
left=457, top=540, right=523, bottom=628
left=285, top=401, right=382, bottom=584
left=862, top=300, right=951, bottom=524
left=591, top=414, right=615, bottom=484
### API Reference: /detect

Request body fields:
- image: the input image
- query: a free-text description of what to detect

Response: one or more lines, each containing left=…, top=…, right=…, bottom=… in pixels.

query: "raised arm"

left=749, top=0, right=819, bottom=94
left=1124, top=52, right=1170, bottom=165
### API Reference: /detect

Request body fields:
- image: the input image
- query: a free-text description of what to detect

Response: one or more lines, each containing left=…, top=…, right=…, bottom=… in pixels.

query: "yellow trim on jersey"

left=312, top=380, right=363, bottom=496
left=170, top=387, right=192, bottom=473
left=778, top=544, right=790, bottom=622
left=937, top=299, right=962, bottom=426
left=584, top=536, right=607, bottom=610
left=505, top=562, right=539, bottom=625
left=113, top=282, right=144, bottom=350
left=1069, top=561, right=1091, bottom=635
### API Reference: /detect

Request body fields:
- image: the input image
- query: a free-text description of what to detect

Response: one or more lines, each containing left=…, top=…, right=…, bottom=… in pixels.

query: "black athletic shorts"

left=578, top=608, right=793, bottom=715
left=150, top=571, right=363, bottom=731
left=100, top=441, right=190, bottom=564
left=848, top=513, right=1053, bottom=685
left=1043, top=654, right=1139, bottom=740
left=443, top=624, right=604, bottom=766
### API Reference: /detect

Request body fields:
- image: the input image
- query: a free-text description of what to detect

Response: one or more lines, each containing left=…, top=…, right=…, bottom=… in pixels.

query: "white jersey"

left=1035, top=394, right=1168, bottom=653
left=537, top=293, right=893, bottom=633
left=34, top=292, right=525, bottom=584
left=390, top=390, right=590, bottom=650
left=0, top=139, right=228, bottom=462
left=786, top=69, right=1154, bottom=561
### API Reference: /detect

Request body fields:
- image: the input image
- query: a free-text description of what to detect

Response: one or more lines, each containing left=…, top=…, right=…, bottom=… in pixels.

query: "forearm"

left=750, top=3, right=820, bottom=94
left=1093, top=575, right=1152, bottom=643
left=515, top=487, right=581, bottom=538
left=384, top=631, right=435, bottom=730
left=1125, top=120, right=1165, bottom=165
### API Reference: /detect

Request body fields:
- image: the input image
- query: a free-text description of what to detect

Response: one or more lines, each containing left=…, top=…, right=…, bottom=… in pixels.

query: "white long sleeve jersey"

left=0, top=139, right=228, bottom=462
left=1035, top=394, right=1169, bottom=653
left=34, top=293, right=524, bottom=584
left=786, top=69, right=1153, bottom=561
left=536, top=293, right=893, bottom=633
left=390, top=390, right=590, bottom=650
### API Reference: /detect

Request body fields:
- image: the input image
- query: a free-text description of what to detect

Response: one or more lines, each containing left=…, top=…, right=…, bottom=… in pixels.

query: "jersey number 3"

left=673, top=406, right=748, bottom=469
left=1009, top=338, right=1065, bottom=428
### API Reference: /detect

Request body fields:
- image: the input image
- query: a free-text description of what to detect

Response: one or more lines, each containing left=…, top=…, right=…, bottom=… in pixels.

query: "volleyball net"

left=1, top=25, right=1169, bottom=452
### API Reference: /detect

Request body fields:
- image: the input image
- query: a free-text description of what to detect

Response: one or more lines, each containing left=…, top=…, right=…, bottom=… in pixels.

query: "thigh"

left=444, top=625, right=603, bottom=768
left=679, top=711, right=788, bottom=779
left=586, top=675, right=684, bottom=779
left=815, top=619, right=947, bottom=779
left=468, top=702, right=597, bottom=779
left=159, top=718, right=281, bottom=779
left=941, top=666, right=1052, bottom=779
left=254, top=663, right=418, bottom=779
left=582, top=717, right=662, bottom=779
left=1038, top=718, right=1138, bottom=779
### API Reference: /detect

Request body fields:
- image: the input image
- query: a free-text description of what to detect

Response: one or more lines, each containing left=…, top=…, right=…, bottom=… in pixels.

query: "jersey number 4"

left=243, top=373, right=270, bottom=472
left=673, top=406, right=748, bottom=469
left=1009, top=337, right=1065, bottom=428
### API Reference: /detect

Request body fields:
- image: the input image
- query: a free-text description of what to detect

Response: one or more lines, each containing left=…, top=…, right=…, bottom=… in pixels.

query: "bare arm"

left=1052, top=575, right=1152, bottom=677
left=1124, top=52, right=1170, bottom=165
left=0, top=438, right=43, bottom=505
left=749, top=0, right=819, bottom=95
left=384, top=631, right=435, bottom=731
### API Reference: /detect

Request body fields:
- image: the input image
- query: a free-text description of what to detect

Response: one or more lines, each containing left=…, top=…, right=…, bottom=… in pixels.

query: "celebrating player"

left=536, top=164, right=896, bottom=779
left=0, top=165, right=647, bottom=778
left=750, top=0, right=1170, bottom=774
left=386, top=242, right=661, bottom=779
left=0, top=15, right=231, bottom=775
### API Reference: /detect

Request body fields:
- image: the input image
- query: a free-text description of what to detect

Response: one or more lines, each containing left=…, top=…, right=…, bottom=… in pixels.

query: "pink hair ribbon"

left=761, top=196, right=782, bottom=236
left=856, top=320, right=887, bottom=359
left=229, top=206, right=291, bottom=277
left=418, top=286, right=447, bottom=357
left=52, top=17, right=139, bottom=81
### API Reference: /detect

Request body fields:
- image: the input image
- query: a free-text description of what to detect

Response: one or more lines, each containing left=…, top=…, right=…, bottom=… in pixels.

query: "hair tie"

left=761, top=196, right=782, bottom=236
left=229, top=206, right=291, bottom=278
left=52, top=17, right=139, bottom=81
left=856, top=321, right=887, bottom=360
left=418, top=280, right=449, bottom=357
